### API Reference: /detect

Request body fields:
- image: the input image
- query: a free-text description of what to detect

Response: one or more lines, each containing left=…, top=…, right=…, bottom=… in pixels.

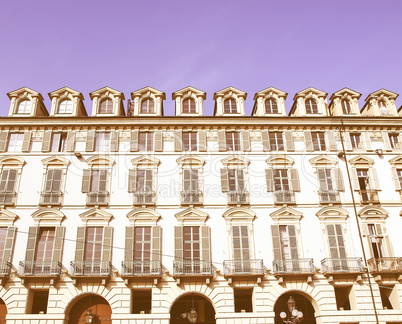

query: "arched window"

left=183, top=98, right=196, bottom=114
left=341, top=100, right=352, bottom=114
left=17, top=100, right=32, bottom=114
left=265, top=98, right=278, bottom=114
left=141, top=98, right=155, bottom=114
left=99, top=98, right=114, bottom=114
left=378, top=100, right=388, bottom=115
left=224, top=99, right=237, bottom=114
left=58, top=99, right=73, bottom=114
left=305, top=99, right=318, bottom=114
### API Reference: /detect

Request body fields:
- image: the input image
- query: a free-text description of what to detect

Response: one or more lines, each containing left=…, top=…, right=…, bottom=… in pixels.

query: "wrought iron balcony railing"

left=39, top=192, right=63, bottom=206
left=227, top=191, right=249, bottom=205
left=359, top=190, right=379, bottom=204
left=86, top=192, right=109, bottom=206
left=367, top=257, right=402, bottom=273
left=0, top=192, right=16, bottom=206
left=133, top=192, right=156, bottom=205
left=274, top=191, right=296, bottom=205
left=223, top=259, right=264, bottom=276
left=19, top=261, right=62, bottom=276
left=318, top=190, right=341, bottom=204
left=173, top=260, right=213, bottom=276
left=70, top=261, right=112, bottom=276
left=121, top=260, right=162, bottom=276
left=0, top=262, right=12, bottom=277
left=181, top=190, right=203, bottom=205
left=273, top=258, right=315, bottom=274
left=321, top=258, right=364, bottom=274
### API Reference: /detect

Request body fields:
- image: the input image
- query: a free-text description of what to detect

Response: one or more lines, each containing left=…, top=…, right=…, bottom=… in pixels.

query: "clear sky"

left=0, top=0, right=401, bottom=116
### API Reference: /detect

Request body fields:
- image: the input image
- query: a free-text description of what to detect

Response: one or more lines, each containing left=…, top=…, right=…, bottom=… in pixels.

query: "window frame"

left=264, top=98, right=279, bottom=114
left=139, top=131, right=154, bottom=151
left=311, top=132, right=326, bottom=151
left=224, top=98, right=238, bottom=114
left=182, top=98, right=197, bottom=114
left=226, top=131, right=241, bottom=151
left=57, top=99, right=73, bottom=114
left=182, top=131, right=198, bottom=152
left=305, top=98, right=319, bottom=114
left=16, top=100, right=32, bottom=115
left=140, top=98, right=155, bottom=114
left=269, top=132, right=284, bottom=151
left=7, top=133, right=24, bottom=152
left=98, top=98, right=114, bottom=114
left=95, top=132, right=111, bottom=152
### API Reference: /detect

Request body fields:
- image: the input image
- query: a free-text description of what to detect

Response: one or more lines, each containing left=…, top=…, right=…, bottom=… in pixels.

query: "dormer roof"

left=131, top=86, right=165, bottom=100
left=329, top=87, right=361, bottom=101
left=328, top=87, right=362, bottom=117
left=89, top=86, right=125, bottom=117
left=49, top=86, right=84, bottom=100
left=213, top=86, right=247, bottom=116
left=361, top=88, right=399, bottom=116
left=172, top=86, right=206, bottom=100
left=89, top=86, right=125, bottom=100
left=7, top=87, right=48, bottom=117
left=48, top=86, right=87, bottom=117
left=129, top=86, right=165, bottom=117
left=289, top=87, right=328, bottom=116
left=7, top=87, right=44, bottom=101
left=252, top=86, right=287, bottom=116
left=213, top=86, right=247, bottom=100
left=253, top=87, right=287, bottom=101
left=364, top=88, right=399, bottom=102
left=172, top=86, right=206, bottom=116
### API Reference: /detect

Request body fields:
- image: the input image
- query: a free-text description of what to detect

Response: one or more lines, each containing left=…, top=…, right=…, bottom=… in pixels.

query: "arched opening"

left=170, top=293, right=215, bottom=324
left=67, top=294, right=111, bottom=324
left=0, top=299, right=7, bottom=322
left=274, top=292, right=316, bottom=324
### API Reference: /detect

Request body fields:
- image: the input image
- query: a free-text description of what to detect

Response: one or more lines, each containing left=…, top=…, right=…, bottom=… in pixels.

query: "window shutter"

left=42, top=131, right=52, bottom=152
left=360, top=223, right=368, bottom=236
left=375, top=224, right=383, bottom=235
left=0, top=132, right=9, bottom=152
left=261, top=130, right=270, bottom=152
left=382, top=132, right=392, bottom=151
left=130, top=130, right=139, bottom=152
left=384, top=236, right=393, bottom=257
left=154, top=131, right=163, bottom=151
left=265, top=169, right=274, bottom=192
left=220, top=168, right=229, bottom=192
left=21, top=131, right=31, bottom=152
left=237, top=169, right=245, bottom=191
left=198, top=130, right=207, bottom=152
left=66, top=131, right=75, bottom=152
left=334, top=168, right=345, bottom=191
left=81, top=169, right=91, bottom=193
left=327, top=224, right=339, bottom=258
left=363, top=132, right=373, bottom=151
left=335, top=224, right=347, bottom=259
left=74, top=227, right=86, bottom=262
left=304, top=131, right=313, bottom=152
left=370, top=168, right=380, bottom=190
left=174, top=226, right=183, bottom=261
left=317, top=169, right=327, bottom=190
left=343, top=132, right=352, bottom=151
left=350, top=168, right=359, bottom=190
left=128, top=169, right=137, bottom=193
left=288, top=225, right=299, bottom=259
left=25, top=226, right=39, bottom=263
left=218, top=130, right=226, bottom=152
left=152, top=226, right=162, bottom=262
left=271, top=225, right=282, bottom=260
left=201, top=226, right=211, bottom=261
left=52, top=169, right=63, bottom=192
left=3, top=226, right=16, bottom=263
left=183, top=169, right=191, bottom=192
left=145, top=170, right=154, bottom=193
left=52, top=226, right=65, bottom=263
left=326, top=131, right=337, bottom=151
left=5, top=169, right=17, bottom=192
left=242, top=131, right=251, bottom=152
left=0, top=170, right=7, bottom=192
left=391, top=168, right=401, bottom=190
left=44, top=169, right=54, bottom=192
left=102, top=226, right=113, bottom=262
left=86, top=130, right=95, bottom=152
left=110, top=131, right=119, bottom=152
left=124, top=226, right=135, bottom=262
left=99, top=169, right=108, bottom=192
left=284, top=131, right=295, bottom=151
left=289, top=169, right=300, bottom=191
left=174, top=130, right=182, bottom=152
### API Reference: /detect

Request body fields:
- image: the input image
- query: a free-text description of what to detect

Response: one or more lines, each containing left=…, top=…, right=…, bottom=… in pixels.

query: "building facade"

left=0, top=85, right=401, bottom=323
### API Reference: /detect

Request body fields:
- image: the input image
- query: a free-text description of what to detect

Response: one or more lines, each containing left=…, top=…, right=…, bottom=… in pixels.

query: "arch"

left=141, top=98, right=155, bottom=114
left=58, top=99, right=73, bottom=114
left=305, top=98, right=318, bottom=114
left=176, top=155, right=205, bottom=168
left=126, top=208, right=161, bottom=225
left=86, top=155, right=115, bottom=167
left=99, top=98, right=114, bottom=114
left=316, top=206, right=348, bottom=221
left=170, top=292, right=216, bottom=324
left=265, top=98, right=279, bottom=113
left=266, top=154, right=294, bottom=167
left=182, top=98, right=197, bottom=114
left=0, top=156, right=25, bottom=166
left=66, top=293, right=111, bottom=324
left=17, top=99, right=32, bottom=114
left=222, top=207, right=256, bottom=221
left=0, top=298, right=7, bottom=322
left=224, top=98, right=237, bottom=114
left=32, top=208, right=65, bottom=226
left=358, top=206, right=388, bottom=219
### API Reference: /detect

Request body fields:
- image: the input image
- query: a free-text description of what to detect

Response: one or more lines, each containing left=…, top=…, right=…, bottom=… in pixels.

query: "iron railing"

left=121, top=260, right=162, bottom=276
left=321, top=258, right=364, bottom=273
left=70, top=261, right=112, bottom=276
left=0, top=192, right=16, bottom=206
left=39, top=192, right=63, bottom=206
left=133, top=192, right=156, bottom=205
left=173, top=260, right=213, bottom=276
left=274, top=191, right=296, bottom=204
left=19, top=261, right=62, bottom=276
left=227, top=191, right=249, bottom=205
left=181, top=190, right=203, bottom=205
left=223, top=259, right=264, bottom=276
left=86, top=192, right=109, bottom=206
left=359, top=190, right=379, bottom=204
left=273, top=258, right=315, bottom=274
left=318, top=190, right=341, bottom=204
left=0, top=262, right=12, bottom=277
left=367, top=257, right=402, bottom=273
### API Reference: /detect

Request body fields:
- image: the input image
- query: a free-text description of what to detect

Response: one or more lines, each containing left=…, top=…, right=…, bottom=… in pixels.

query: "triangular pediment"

left=293, top=87, right=327, bottom=100
left=358, top=206, right=388, bottom=220
left=0, top=209, right=18, bottom=225
left=349, top=155, right=374, bottom=166
left=79, top=208, right=113, bottom=225
left=41, top=155, right=70, bottom=167
left=213, top=86, right=247, bottom=100
left=48, top=86, right=84, bottom=100
left=329, top=87, right=361, bottom=101
left=316, top=206, right=348, bottom=221
left=221, top=155, right=250, bottom=167
left=253, top=87, right=287, bottom=100
left=127, top=208, right=161, bottom=225
left=364, top=88, right=399, bottom=102
left=131, top=86, right=166, bottom=100
left=309, top=155, right=337, bottom=167
left=89, top=86, right=125, bottom=100
left=266, top=155, right=294, bottom=167
left=86, top=155, right=115, bottom=167
left=389, top=155, right=402, bottom=166
left=131, top=155, right=160, bottom=167
left=0, top=156, right=25, bottom=167
left=270, top=206, right=303, bottom=222
left=32, top=208, right=65, bottom=226
left=172, top=86, right=206, bottom=99
left=175, top=208, right=209, bottom=224
left=222, top=207, right=256, bottom=221
left=7, top=87, right=44, bottom=100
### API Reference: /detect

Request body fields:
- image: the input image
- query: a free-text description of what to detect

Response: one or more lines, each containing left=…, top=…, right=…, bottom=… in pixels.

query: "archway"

left=274, top=292, right=316, bottom=324
left=67, top=294, right=111, bottom=324
left=0, top=299, right=7, bottom=323
left=170, top=293, right=215, bottom=324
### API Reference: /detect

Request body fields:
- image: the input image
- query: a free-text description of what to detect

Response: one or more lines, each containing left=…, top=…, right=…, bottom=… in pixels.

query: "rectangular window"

left=232, top=225, right=249, bottom=261
left=95, top=132, right=111, bottom=152
left=234, top=288, right=253, bottom=313
left=318, top=169, right=334, bottom=191
left=226, top=132, right=241, bottom=151
left=35, top=228, right=55, bottom=262
left=7, top=133, right=24, bottom=152
left=132, top=290, right=152, bottom=314
left=183, top=226, right=200, bottom=261
left=136, top=170, right=153, bottom=193
left=182, top=132, right=197, bottom=151
left=350, top=133, right=361, bottom=149
left=90, top=170, right=108, bottom=192
left=356, top=169, right=369, bottom=190
left=0, top=228, right=7, bottom=261
left=380, top=285, right=399, bottom=310
left=50, top=133, right=67, bottom=152
left=139, top=132, right=154, bottom=151
left=311, top=132, right=326, bottom=151
left=335, top=286, right=352, bottom=310
left=367, top=223, right=384, bottom=259
left=134, top=227, right=151, bottom=262
left=85, top=227, right=103, bottom=262
left=0, top=169, right=18, bottom=205
left=228, top=169, right=245, bottom=192
left=273, top=169, right=289, bottom=191
left=28, top=290, right=49, bottom=314
left=269, top=132, right=284, bottom=151
left=326, top=224, right=346, bottom=259
left=183, top=169, right=199, bottom=193
left=389, top=134, right=400, bottom=149
left=43, top=169, right=63, bottom=193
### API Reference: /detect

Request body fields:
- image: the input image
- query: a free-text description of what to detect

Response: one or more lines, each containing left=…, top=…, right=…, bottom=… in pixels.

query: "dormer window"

left=99, top=98, right=114, bottom=114
left=378, top=100, right=388, bottom=115
left=141, top=98, right=155, bottom=114
left=57, top=100, right=73, bottom=114
left=265, top=99, right=278, bottom=114
left=341, top=100, right=352, bottom=114
left=305, top=99, right=318, bottom=114
left=224, top=99, right=238, bottom=114
left=17, top=100, right=32, bottom=114
left=183, top=99, right=196, bottom=114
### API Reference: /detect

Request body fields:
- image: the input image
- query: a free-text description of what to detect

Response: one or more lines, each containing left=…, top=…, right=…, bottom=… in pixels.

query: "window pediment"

left=349, top=155, right=374, bottom=167
left=31, top=208, right=65, bottom=226
left=309, top=155, right=337, bottom=167
left=266, top=155, right=294, bottom=168
left=0, top=156, right=25, bottom=167
left=252, top=87, right=287, bottom=116
left=41, top=155, right=70, bottom=167
left=316, top=206, right=348, bottom=221
left=130, top=86, right=165, bottom=117
left=79, top=208, right=113, bottom=226
left=175, top=208, right=208, bottom=225
left=213, top=87, right=247, bottom=116
left=89, top=86, right=125, bottom=117
left=131, top=155, right=160, bottom=168
left=0, top=209, right=18, bottom=226
left=270, top=206, right=302, bottom=222
left=86, top=155, right=115, bottom=168
left=221, top=155, right=250, bottom=168
left=222, top=207, right=255, bottom=222
left=358, top=206, right=388, bottom=220
left=7, top=87, right=48, bottom=117
left=48, top=86, right=87, bottom=117
left=176, top=155, right=205, bottom=168
left=389, top=155, right=402, bottom=166
left=330, top=87, right=361, bottom=101
left=126, top=208, right=161, bottom=226
left=173, top=86, right=206, bottom=116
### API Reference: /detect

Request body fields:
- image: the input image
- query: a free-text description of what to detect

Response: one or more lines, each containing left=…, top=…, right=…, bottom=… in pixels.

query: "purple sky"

left=1, top=0, right=401, bottom=116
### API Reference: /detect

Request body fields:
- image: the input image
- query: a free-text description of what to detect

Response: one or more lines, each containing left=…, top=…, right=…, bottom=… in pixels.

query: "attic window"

left=58, top=100, right=73, bottom=114
left=17, top=100, right=32, bottom=114
left=99, top=98, right=114, bottom=114
left=305, top=99, right=319, bottom=114
left=341, top=100, right=352, bottom=114
left=265, top=99, right=278, bottom=114
left=141, top=99, right=154, bottom=114
left=183, top=99, right=196, bottom=114
left=224, top=99, right=237, bottom=114
left=378, top=100, right=388, bottom=115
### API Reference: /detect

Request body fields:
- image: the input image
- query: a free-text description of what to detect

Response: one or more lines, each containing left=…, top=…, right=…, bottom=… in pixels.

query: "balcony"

left=227, top=191, right=249, bottom=205
left=318, top=190, right=341, bottom=204
left=180, top=190, right=203, bottom=206
left=121, top=261, right=162, bottom=277
left=19, top=261, right=62, bottom=277
left=0, top=192, right=16, bottom=206
left=359, top=190, right=379, bottom=204
left=133, top=192, right=156, bottom=206
left=0, top=262, right=12, bottom=277
left=367, top=257, right=402, bottom=273
left=274, top=191, right=296, bottom=205
left=223, top=259, right=264, bottom=276
left=173, top=260, right=213, bottom=276
left=86, top=192, right=109, bottom=206
left=272, top=258, right=315, bottom=274
left=321, top=258, right=364, bottom=274
left=70, top=261, right=112, bottom=277
left=39, top=192, right=63, bottom=206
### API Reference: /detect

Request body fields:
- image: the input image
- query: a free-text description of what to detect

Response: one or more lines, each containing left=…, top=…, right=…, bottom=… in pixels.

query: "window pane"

left=17, top=100, right=32, bottom=114
left=341, top=100, right=351, bottom=114
left=306, top=99, right=318, bottom=114
left=58, top=100, right=73, bottom=114
left=35, top=228, right=55, bottom=262
left=265, top=99, right=278, bottom=114
left=99, top=99, right=113, bottom=114
left=85, top=227, right=103, bottom=262
left=224, top=99, right=237, bottom=114
left=183, top=99, right=196, bottom=114
left=7, top=133, right=24, bottom=152
left=141, top=99, right=154, bottom=114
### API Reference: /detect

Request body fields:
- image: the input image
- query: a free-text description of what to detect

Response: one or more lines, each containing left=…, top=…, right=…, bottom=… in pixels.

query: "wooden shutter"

left=363, top=132, right=373, bottom=151
left=326, top=131, right=337, bottom=151
left=284, top=131, right=295, bottom=151
left=44, top=169, right=54, bottom=192
left=335, top=224, right=346, bottom=258
left=130, top=130, right=139, bottom=152
left=288, top=225, right=299, bottom=259
left=261, top=130, right=270, bottom=152
left=110, top=131, right=119, bottom=152
left=220, top=168, right=229, bottom=192
left=218, top=130, right=226, bottom=152
left=0, top=132, right=9, bottom=152
left=42, top=131, right=52, bottom=152
left=1, top=169, right=17, bottom=193
left=152, top=226, right=162, bottom=262
left=304, top=131, right=313, bottom=152
left=242, top=131, right=251, bottom=152
left=52, top=226, right=65, bottom=263
left=21, top=131, right=31, bottom=152
left=66, top=131, right=75, bottom=152
left=81, top=170, right=91, bottom=193
left=343, top=132, right=353, bottom=151
left=271, top=225, right=282, bottom=260
left=3, top=226, right=16, bottom=263
left=327, top=224, right=346, bottom=259
left=265, top=169, right=274, bottom=192
left=317, top=169, right=327, bottom=190
left=25, top=226, right=39, bottom=263
left=289, top=169, right=300, bottom=191
left=174, top=130, right=182, bottom=152
left=375, top=223, right=383, bottom=235
left=198, top=130, right=207, bottom=152
left=201, top=226, right=211, bottom=261
left=183, top=169, right=191, bottom=192
left=334, top=168, right=345, bottom=191
left=350, top=168, right=359, bottom=190
left=360, top=223, right=368, bottom=236
left=102, top=226, right=113, bottom=262
left=99, top=169, right=108, bottom=192
left=391, top=168, right=401, bottom=190
left=370, top=168, right=380, bottom=190
left=174, top=226, right=183, bottom=261
left=86, top=130, right=95, bottom=152
left=53, top=169, right=63, bottom=192
left=124, top=226, right=135, bottom=262
left=74, top=227, right=86, bottom=262
left=128, top=169, right=137, bottom=193
left=154, top=131, right=163, bottom=151
left=382, top=132, right=392, bottom=151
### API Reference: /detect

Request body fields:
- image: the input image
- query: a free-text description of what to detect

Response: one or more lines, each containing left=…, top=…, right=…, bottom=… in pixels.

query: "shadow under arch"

left=0, top=298, right=7, bottom=322
left=65, top=293, right=111, bottom=324
left=170, top=292, right=216, bottom=324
